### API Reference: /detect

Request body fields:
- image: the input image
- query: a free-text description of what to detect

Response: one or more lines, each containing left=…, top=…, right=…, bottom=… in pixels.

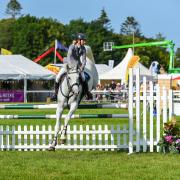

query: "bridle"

left=59, top=67, right=81, bottom=99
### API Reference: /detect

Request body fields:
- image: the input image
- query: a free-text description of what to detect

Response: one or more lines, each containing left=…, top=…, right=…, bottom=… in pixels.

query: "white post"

left=6, top=126, right=9, bottom=150
left=128, top=68, right=133, bottom=154
left=30, top=125, right=33, bottom=151
left=73, top=125, right=77, bottom=151
left=18, top=125, right=21, bottom=151
left=86, top=125, right=90, bottom=151
left=36, top=125, right=40, bottom=151
left=143, top=76, right=147, bottom=152
left=169, top=89, right=173, bottom=119
left=12, top=126, right=15, bottom=150
left=54, top=39, right=57, bottom=64
left=23, top=75, right=27, bottom=103
left=98, top=125, right=102, bottom=151
left=149, top=81, right=154, bottom=152
left=104, top=125, right=108, bottom=151
left=156, top=84, right=160, bottom=152
left=136, top=68, right=140, bottom=152
left=92, top=125, right=96, bottom=150
left=24, top=125, right=27, bottom=151
left=80, top=125, right=83, bottom=151
left=42, top=125, right=46, bottom=151
left=111, top=125, right=115, bottom=151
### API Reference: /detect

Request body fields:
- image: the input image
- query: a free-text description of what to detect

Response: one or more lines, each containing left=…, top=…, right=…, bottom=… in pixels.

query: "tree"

left=175, top=48, right=180, bottom=68
left=155, top=32, right=166, bottom=41
left=12, top=15, right=65, bottom=64
left=97, top=8, right=111, bottom=31
left=6, top=0, right=22, bottom=18
left=0, top=18, right=15, bottom=50
left=120, top=16, right=141, bottom=36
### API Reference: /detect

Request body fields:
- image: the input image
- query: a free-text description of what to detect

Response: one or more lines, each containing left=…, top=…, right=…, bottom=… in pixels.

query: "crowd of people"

left=94, top=80, right=128, bottom=101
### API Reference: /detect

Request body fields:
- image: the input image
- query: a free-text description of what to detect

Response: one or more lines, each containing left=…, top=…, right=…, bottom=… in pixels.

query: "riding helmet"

left=76, top=33, right=86, bottom=40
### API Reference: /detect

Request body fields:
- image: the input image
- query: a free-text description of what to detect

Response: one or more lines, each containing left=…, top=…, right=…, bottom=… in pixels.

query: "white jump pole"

left=128, top=68, right=133, bottom=154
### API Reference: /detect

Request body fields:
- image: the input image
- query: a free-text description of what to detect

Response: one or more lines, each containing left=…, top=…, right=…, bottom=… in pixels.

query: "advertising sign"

left=0, top=90, right=24, bottom=102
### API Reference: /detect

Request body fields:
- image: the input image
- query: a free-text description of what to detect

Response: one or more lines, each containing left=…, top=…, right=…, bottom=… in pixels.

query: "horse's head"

left=66, top=66, right=81, bottom=95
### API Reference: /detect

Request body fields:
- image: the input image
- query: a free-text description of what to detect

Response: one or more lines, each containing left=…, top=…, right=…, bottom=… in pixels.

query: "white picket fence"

left=0, top=68, right=173, bottom=153
left=128, top=68, right=173, bottom=153
left=0, top=124, right=129, bottom=151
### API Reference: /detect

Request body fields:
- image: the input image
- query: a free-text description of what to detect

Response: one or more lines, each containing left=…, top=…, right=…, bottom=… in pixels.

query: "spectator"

left=96, top=84, right=103, bottom=101
left=110, top=80, right=116, bottom=90
left=103, top=84, right=110, bottom=100
left=116, top=83, right=121, bottom=91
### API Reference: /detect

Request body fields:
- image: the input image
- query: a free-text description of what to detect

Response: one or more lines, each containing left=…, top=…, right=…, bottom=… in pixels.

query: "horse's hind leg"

left=49, top=102, right=64, bottom=150
left=60, top=101, right=78, bottom=144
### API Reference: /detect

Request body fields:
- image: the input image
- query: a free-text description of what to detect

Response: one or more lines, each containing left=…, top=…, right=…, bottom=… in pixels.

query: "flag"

left=1, top=48, right=12, bottom=55
left=125, top=55, right=140, bottom=83
left=55, top=40, right=68, bottom=51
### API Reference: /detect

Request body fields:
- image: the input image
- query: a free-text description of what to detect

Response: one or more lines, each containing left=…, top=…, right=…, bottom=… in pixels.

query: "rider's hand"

left=80, top=66, right=84, bottom=72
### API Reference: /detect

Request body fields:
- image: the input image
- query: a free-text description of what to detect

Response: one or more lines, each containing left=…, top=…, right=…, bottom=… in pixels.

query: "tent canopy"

left=0, top=55, right=55, bottom=80
left=99, top=48, right=153, bottom=82
left=95, top=64, right=112, bottom=76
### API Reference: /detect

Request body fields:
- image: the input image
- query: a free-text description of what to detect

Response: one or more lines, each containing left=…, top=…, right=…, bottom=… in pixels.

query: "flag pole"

left=54, top=39, right=57, bottom=64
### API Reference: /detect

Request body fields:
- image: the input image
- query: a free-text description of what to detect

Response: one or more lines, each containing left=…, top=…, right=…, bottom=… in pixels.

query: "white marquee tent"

left=0, top=55, right=55, bottom=102
left=95, top=64, right=112, bottom=76
left=99, top=48, right=153, bottom=83
left=0, top=55, right=55, bottom=80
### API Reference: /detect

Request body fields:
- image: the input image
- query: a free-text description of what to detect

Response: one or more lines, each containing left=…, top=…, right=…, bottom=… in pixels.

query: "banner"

left=125, top=55, right=140, bottom=83
left=1, top=48, right=12, bottom=55
left=0, top=90, right=24, bottom=102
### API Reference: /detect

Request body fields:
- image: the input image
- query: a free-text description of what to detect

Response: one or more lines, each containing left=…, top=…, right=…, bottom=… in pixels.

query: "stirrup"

left=51, top=94, right=57, bottom=101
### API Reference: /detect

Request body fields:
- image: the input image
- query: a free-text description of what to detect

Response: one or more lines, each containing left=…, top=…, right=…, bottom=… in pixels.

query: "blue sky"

left=0, top=0, right=180, bottom=49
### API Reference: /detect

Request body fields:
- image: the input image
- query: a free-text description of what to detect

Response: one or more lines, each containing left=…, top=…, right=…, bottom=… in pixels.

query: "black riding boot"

left=83, top=80, right=92, bottom=100
left=51, top=82, right=59, bottom=101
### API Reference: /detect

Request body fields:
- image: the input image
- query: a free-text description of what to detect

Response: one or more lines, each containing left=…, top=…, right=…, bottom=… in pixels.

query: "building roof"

left=0, top=55, right=55, bottom=80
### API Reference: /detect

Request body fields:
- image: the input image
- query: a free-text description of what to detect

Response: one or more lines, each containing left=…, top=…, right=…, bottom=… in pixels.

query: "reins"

left=59, top=68, right=81, bottom=99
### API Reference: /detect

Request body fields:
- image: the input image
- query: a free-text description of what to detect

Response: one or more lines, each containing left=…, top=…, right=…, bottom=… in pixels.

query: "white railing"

left=0, top=124, right=129, bottom=151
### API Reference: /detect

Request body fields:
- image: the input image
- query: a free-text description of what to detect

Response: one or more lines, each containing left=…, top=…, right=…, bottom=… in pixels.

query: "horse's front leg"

left=49, top=102, right=64, bottom=150
left=60, top=101, right=78, bottom=144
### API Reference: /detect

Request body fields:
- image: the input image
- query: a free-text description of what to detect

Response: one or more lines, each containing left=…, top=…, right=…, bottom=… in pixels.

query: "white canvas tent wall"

left=95, top=64, right=112, bottom=76
left=0, top=55, right=55, bottom=102
left=99, top=48, right=153, bottom=83
left=0, top=55, right=55, bottom=80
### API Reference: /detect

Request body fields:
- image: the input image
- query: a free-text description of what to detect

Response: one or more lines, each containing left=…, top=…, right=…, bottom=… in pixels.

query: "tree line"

left=0, top=0, right=180, bottom=70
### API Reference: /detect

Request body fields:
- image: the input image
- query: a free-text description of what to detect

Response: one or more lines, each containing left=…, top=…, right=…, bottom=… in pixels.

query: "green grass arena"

left=0, top=105, right=180, bottom=179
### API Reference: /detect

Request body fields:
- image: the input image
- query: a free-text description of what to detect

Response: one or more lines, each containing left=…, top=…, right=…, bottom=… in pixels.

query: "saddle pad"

left=84, top=72, right=90, bottom=81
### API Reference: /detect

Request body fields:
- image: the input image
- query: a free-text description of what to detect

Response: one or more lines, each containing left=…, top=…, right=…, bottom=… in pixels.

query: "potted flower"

left=158, top=116, right=180, bottom=154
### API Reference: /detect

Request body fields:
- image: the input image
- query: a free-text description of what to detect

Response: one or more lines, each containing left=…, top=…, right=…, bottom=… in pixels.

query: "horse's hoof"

left=60, top=139, right=66, bottom=144
left=48, top=146, right=55, bottom=151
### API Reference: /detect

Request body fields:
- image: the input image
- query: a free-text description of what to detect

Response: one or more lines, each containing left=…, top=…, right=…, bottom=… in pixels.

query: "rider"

left=52, top=33, right=91, bottom=100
